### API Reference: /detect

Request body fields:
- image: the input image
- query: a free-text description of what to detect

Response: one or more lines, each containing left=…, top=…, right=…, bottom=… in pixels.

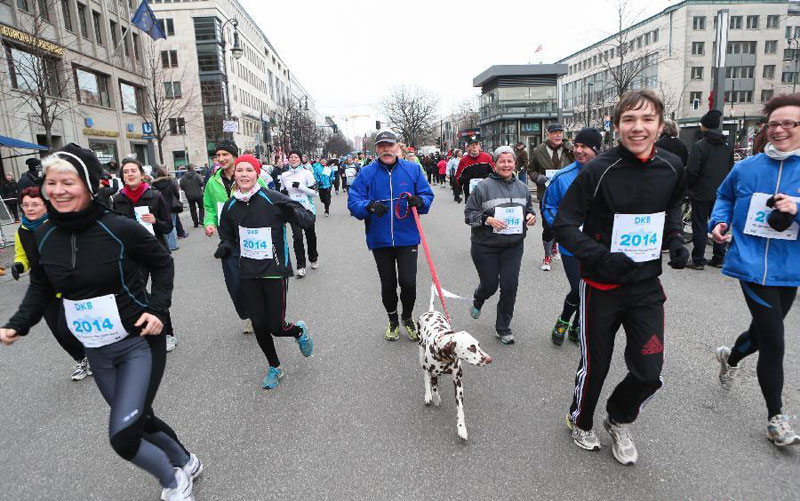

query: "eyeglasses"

left=766, top=120, right=800, bottom=130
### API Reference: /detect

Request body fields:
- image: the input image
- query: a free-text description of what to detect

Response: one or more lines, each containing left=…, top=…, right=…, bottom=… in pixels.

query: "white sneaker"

left=310, top=261, right=319, bottom=270
left=161, top=468, right=194, bottom=501
left=166, top=335, right=177, bottom=353
left=182, top=453, right=204, bottom=481
left=715, top=346, right=740, bottom=390
left=71, top=358, right=90, bottom=381
left=297, top=268, right=306, bottom=278
left=604, top=418, right=638, bottom=465
left=243, top=319, right=254, bottom=334
left=767, top=414, right=800, bottom=447
left=566, top=413, right=600, bottom=451
left=540, top=257, right=552, bottom=271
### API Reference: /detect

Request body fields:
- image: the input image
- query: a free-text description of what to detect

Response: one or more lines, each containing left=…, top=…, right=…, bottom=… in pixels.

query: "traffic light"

left=376, top=120, right=381, bottom=130
left=692, top=98, right=700, bottom=110
left=332, top=124, right=338, bottom=134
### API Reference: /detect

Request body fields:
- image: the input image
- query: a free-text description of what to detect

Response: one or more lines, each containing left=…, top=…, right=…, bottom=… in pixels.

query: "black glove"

left=406, top=195, right=423, bottom=208
left=214, top=242, right=234, bottom=259
left=292, top=182, right=300, bottom=188
left=367, top=201, right=388, bottom=217
left=602, top=252, right=637, bottom=277
left=766, top=196, right=794, bottom=232
left=11, top=262, right=24, bottom=281
left=280, top=189, right=289, bottom=196
left=667, top=238, right=689, bottom=269
left=535, top=174, right=549, bottom=185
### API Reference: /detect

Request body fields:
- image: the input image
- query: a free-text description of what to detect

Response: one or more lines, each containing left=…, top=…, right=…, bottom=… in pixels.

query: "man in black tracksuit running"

left=552, top=90, right=689, bottom=466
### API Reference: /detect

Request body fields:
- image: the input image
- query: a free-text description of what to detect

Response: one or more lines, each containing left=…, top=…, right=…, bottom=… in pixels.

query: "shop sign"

left=83, top=128, right=119, bottom=138
left=0, top=24, right=64, bottom=56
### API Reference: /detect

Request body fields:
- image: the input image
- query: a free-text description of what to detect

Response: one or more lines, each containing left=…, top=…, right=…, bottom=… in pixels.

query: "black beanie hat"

left=25, top=157, right=41, bottom=172
left=215, top=140, right=238, bottom=157
left=573, top=127, right=603, bottom=153
left=700, top=109, right=722, bottom=129
left=51, top=143, right=104, bottom=196
left=288, top=150, right=303, bottom=160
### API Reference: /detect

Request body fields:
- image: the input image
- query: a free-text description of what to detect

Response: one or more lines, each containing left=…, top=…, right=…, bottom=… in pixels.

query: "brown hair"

left=762, top=93, right=800, bottom=119
left=121, top=158, right=145, bottom=175
left=19, top=186, right=44, bottom=204
left=612, top=90, right=664, bottom=126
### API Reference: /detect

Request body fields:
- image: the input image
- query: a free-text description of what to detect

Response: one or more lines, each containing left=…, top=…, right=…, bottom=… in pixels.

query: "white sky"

left=240, top=0, right=675, bottom=140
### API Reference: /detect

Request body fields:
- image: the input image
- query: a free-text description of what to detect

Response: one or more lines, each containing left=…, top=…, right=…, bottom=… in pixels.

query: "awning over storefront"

left=0, top=135, right=48, bottom=151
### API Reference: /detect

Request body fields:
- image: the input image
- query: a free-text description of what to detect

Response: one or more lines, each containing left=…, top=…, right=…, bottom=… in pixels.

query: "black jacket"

left=686, top=131, right=734, bottom=202
left=15, top=171, right=40, bottom=193
left=655, top=134, right=689, bottom=167
left=4, top=210, right=174, bottom=338
left=218, top=188, right=315, bottom=279
left=552, top=144, right=686, bottom=285
left=151, top=176, right=181, bottom=213
left=0, top=179, right=18, bottom=201
left=112, top=187, right=173, bottom=249
left=179, top=171, right=204, bottom=201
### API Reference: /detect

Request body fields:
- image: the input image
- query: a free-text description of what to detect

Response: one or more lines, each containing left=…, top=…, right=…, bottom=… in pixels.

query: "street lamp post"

left=586, top=81, right=594, bottom=127
left=791, top=38, right=800, bottom=94
left=220, top=18, right=243, bottom=140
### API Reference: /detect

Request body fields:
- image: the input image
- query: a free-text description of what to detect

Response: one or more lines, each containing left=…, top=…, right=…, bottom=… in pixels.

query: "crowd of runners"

left=1, top=89, right=799, bottom=499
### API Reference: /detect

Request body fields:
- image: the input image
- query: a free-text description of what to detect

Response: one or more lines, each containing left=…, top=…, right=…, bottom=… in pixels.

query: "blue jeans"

left=167, top=214, right=178, bottom=250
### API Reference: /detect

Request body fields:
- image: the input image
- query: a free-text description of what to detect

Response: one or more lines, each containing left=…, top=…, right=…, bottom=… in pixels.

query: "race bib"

left=494, top=206, right=524, bottom=235
left=469, top=178, right=482, bottom=192
left=345, top=168, right=357, bottom=179
left=743, top=193, right=800, bottom=240
left=239, top=226, right=273, bottom=260
left=133, top=206, right=155, bottom=235
left=63, top=295, right=128, bottom=348
left=610, top=212, right=665, bottom=262
left=291, top=193, right=312, bottom=211
left=322, top=167, right=332, bottom=177
left=545, top=169, right=559, bottom=187
left=217, top=202, right=224, bottom=225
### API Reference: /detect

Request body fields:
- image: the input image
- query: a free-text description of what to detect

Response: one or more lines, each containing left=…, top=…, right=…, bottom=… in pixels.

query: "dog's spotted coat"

left=417, top=310, right=492, bottom=441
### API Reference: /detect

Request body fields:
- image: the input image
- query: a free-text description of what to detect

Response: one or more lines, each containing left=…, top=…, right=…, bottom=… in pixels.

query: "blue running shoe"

left=261, top=367, right=284, bottom=389
left=470, top=306, right=481, bottom=320
left=296, top=321, right=313, bottom=357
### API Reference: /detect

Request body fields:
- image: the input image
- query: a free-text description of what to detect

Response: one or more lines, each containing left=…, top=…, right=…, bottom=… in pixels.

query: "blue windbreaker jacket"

left=348, top=158, right=435, bottom=250
left=709, top=153, right=800, bottom=287
left=543, top=161, right=584, bottom=257
left=313, top=163, right=333, bottom=189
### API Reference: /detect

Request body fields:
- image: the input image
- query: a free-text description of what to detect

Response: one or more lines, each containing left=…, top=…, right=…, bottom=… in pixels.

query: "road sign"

left=142, top=122, right=154, bottom=135
left=223, top=120, right=239, bottom=133
left=604, top=120, right=612, bottom=131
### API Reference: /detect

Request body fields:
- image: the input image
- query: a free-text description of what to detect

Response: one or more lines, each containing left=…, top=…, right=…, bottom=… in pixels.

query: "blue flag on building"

left=131, top=0, right=166, bottom=41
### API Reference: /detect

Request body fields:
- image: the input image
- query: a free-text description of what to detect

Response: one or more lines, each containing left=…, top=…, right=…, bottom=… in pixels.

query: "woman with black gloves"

left=112, top=158, right=179, bottom=352
left=216, top=154, right=315, bottom=390
left=0, top=143, right=201, bottom=501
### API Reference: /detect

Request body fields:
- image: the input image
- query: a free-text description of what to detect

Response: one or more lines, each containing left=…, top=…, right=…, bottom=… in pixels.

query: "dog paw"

left=424, top=395, right=432, bottom=406
left=457, top=426, right=468, bottom=441
left=432, top=394, right=441, bottom=407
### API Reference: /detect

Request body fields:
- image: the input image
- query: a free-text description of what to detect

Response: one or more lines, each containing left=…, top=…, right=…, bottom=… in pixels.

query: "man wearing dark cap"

left=16, top=157, right=43, bottom=193
left=348, top=129, right=435, bottom=341
left=454, top=137, right=494, bottom=203
left=686, top=109, right=734, bottom=270
left=528, top=123, right=574, bottom=271
left=203, top=139, right=265, bottom=334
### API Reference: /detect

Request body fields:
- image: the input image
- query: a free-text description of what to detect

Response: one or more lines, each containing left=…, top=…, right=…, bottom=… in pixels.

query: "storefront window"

left=120, top=82, right=140, bottom=113
left=89, top=141, right=117, bottom=165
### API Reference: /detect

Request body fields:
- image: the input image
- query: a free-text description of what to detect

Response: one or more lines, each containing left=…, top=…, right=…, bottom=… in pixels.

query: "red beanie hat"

left=235, top=154, right=261, bottom=172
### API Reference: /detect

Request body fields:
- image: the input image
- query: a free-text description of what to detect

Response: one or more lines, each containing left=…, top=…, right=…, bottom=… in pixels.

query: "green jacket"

left=202, top=168, right=267, bottom=227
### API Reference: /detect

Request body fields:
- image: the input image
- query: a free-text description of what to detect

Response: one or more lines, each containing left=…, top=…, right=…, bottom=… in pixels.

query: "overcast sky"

left=241, top=0, right=675, bottom=140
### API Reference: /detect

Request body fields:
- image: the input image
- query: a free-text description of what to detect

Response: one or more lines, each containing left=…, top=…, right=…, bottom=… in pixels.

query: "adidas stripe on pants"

left=569, top=278, right=666, bottom=431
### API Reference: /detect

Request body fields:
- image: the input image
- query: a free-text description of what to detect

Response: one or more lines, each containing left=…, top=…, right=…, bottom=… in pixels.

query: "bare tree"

left=271, top=99, right=324, bottom=156
left=0, top=0, right=75, bottom=150
left=138, top=39, right=197, bottom=164
left=380, top=85, right=439, bottom=147
left=323, top=132, right=353, bottom=157
left=450, top=96, right=480, bottom=132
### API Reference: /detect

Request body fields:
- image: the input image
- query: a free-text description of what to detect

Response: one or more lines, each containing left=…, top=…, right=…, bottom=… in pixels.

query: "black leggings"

left=728, top=282, right=797, bottom=418
left=372, top=246, right=418, bottom=321
left=290, top=222, right=318, bottom=268
left=471, top=242, right=524, bottom=336
left=560, top=254, right=581, bottom=324
left=240, top=278, right=302, bottom=367
left=43, top=298, right=85, bottom=362
left=87, top=335, right=190, bottom=488
left=319, top=188, right=332, bottom=214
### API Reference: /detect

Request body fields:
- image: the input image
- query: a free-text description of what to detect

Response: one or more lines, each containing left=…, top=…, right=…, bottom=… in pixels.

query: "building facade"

left=557, top=0, right=798, bottom=147
left=149, top=0, right=318, bottom=169
left=0, top=0, right=155, bottom=178
left=473, top=64, right=569, bottom=152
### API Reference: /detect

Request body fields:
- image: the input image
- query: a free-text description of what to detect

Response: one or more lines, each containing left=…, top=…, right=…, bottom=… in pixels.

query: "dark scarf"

left=21, top=213, right=48, bottom=230
left=46, top=199, right=107, bottom=232
left=121, top=182, right=150, bottom=203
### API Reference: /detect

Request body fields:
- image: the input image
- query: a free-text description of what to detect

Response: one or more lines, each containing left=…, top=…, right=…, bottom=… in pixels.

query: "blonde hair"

left=41, top=156, right=78, bottom=177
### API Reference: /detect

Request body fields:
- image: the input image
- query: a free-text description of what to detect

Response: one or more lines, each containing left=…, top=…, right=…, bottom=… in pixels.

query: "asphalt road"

left=0, top=184, right=798, bottom=500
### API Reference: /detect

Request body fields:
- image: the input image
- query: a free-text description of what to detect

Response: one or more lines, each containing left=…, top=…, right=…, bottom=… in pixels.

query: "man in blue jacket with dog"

left=348, top=130, right=435, bottom=341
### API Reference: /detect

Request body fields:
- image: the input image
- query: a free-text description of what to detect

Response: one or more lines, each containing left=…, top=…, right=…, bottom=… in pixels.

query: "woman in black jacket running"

left=216, top=154, right=315, bottom=389
left=0, top=144, right=200, bottom=501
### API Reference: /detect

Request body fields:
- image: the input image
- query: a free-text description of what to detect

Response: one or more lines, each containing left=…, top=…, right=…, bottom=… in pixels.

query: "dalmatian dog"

left=417, top=310, right=492, bottom=441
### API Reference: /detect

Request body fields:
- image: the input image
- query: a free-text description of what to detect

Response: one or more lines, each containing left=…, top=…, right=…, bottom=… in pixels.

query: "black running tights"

left=240, top=277, right=302, bottom=367
left=372, top=246, right=418, bottom=322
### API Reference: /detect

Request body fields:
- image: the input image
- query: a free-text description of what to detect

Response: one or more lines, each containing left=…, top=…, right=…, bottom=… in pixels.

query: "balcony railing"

left=480, top=100, right=558, bottom=120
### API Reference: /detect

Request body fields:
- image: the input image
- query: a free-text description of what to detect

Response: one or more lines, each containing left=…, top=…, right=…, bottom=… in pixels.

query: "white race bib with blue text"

left=63, top=295, right=128, bottom=348
left=239, top=226, right=273, bottom=260
left=610, top=212, right=665, bottom=262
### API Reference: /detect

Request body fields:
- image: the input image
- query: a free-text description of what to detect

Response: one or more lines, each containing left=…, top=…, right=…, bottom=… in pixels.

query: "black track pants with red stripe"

left=569, top=278, right=666, bottom=430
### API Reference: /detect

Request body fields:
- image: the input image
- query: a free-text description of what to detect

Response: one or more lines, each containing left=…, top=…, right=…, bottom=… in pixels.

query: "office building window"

left=763, top=65, right=775, bottom=78
left=164, top=81, right=182, bottom=98
left=74, top=67, right=110, bottom=107
left=765, top=40, right=777, bottom=54
left=160, top=50, right=178, bottom=68
left=693, top=16, right=705, bottom=30
left=725, top=66, right=755, bottom=78
left=782, top=71, right=798, bottom=83
left=729, top=16, right=742, bottom=29
left=761, top=89, right=774, bottom=102
left=691, top=41, right=705, bottom=55
left=691, top=66, right=704, bottom=80
left=727, top=41, right=756, bottom=54
left=119, top=81, right=142, bottom=113
left=77, top=3, right=88, bottom=38
left=7, top=45, right=60, bottom=95
left=746, top=15, right=759, bottom=29
left=169, top=117, right=186, bottom=135
left=17, top=0, right=29, bottom=11
left=767, top=15, right=779, bottom=29
left=61, top=0, right=73, bottom=32
left=37, top=0, right=50, bottom=21
left=689, top=91, right=702, bottom=105
left=157, top=18, right=175, bottom=37
left=92, top=11, right=103, bottom=45
left=110, top=20, right=118, bottom=48
left=724, top=90, right=752, bottom=103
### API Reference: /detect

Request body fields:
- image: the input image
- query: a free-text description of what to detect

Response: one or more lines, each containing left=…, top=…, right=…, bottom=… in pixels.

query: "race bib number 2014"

left=239, top=226, right=273, bottom=260
left=494, top=206, right=523, bottom=235
left=63, top=294, right=128, bottom=348
left=610, top=212, right=665, bottom=262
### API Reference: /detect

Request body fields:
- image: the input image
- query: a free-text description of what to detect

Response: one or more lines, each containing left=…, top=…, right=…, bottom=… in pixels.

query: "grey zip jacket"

left=464, top=173, right=536, bottom=247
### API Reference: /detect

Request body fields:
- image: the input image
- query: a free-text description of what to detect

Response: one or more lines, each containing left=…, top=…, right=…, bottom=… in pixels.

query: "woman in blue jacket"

left=313, top=158, right=334, bottom=216
left=542, top=128, right=603, bottom=346
left=347, top=130, right=434, bottom=341
left=709, top=94, right=800, bottom=447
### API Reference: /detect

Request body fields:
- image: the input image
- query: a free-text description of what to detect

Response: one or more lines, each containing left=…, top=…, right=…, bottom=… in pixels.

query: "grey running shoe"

left=715, top=346, right=740, bottom=390
left=495, top=332, right=515, bottom=345
left=566, top=413, right=600, bottom=451
left=166, top=335, right=177, bottom=353
left=71, top=358, right=90, bottom=381
left=243, top=319, right=254, bottom=335
left=767, top=414, right=800, bottom=447
left=604, top=418, right=638, bottom=465
left=182, top=453, right=203, bottom=481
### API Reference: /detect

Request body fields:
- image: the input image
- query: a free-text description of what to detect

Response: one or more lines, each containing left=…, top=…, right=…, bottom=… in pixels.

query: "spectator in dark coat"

left=15, top=157, right=42, bottom=193
left=1, top=172, right=19, bottom=221
left=686, top=109, right=734, bottom=270
left=179, top=164, right=205, bottom=227
left=655, top=120, right=689, bottom=167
